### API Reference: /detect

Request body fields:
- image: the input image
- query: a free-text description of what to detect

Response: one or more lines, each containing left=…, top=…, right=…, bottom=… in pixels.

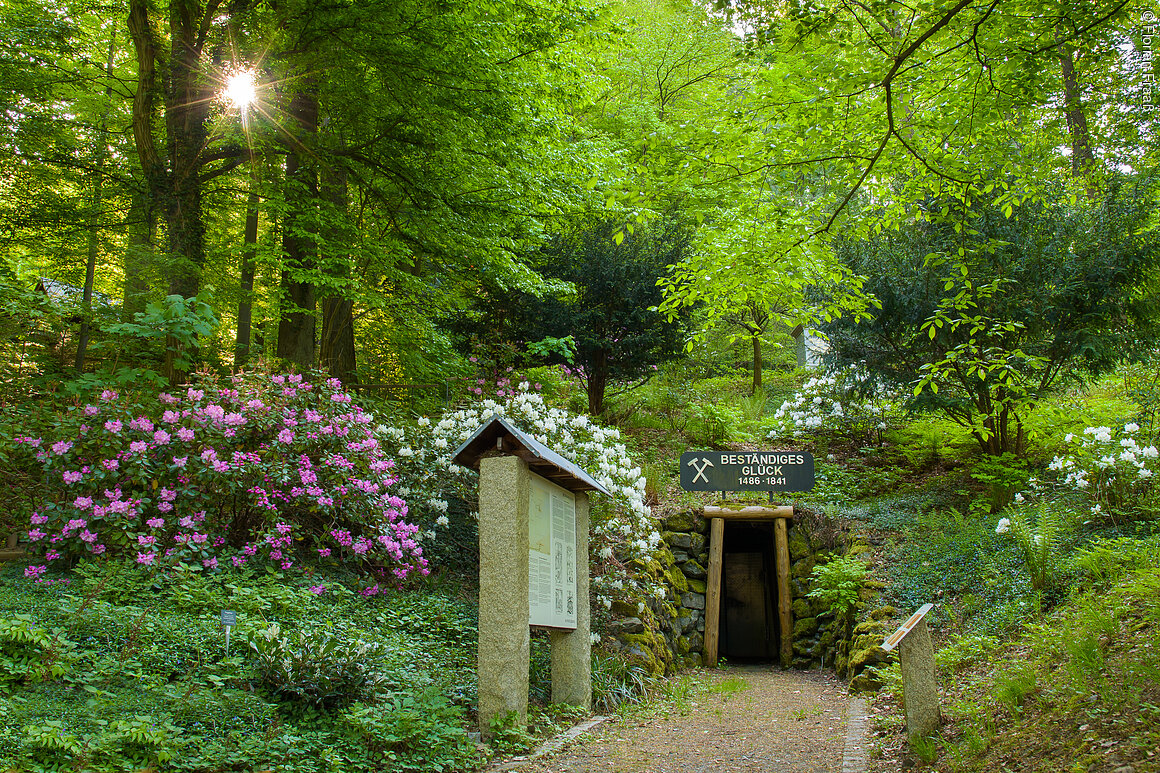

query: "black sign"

left=679, top=450, right=815, bottom=492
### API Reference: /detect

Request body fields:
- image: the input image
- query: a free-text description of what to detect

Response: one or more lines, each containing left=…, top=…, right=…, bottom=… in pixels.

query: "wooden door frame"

left=702, top=505, right=793, bottom=668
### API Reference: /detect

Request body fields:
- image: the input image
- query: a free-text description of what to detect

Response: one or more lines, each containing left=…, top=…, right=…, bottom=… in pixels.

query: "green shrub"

left=0, top=614, right=76, bottom=687
left=807, top=554, right=870, bottom=624
left=591, top=651, right=652, bottom=712
left=341, top=688, right=480, bottom=772
left=248, top=624, right=391, bottom=709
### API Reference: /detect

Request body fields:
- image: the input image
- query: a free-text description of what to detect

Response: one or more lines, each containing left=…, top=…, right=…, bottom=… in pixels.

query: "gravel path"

left=518, top=667, right=855, bottom=773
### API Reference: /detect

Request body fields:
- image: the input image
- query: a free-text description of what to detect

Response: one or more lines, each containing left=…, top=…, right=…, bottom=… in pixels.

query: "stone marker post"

left=477, top=455, right=531, bottom=736
left=882, top=603, right=939, bottom=747
left=549, top=492, right=590, bottom=708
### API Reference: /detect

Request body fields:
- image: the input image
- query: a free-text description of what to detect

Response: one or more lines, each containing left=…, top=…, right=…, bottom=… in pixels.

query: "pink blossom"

left=104, top=420, right=122, bottom=433
left=203, top=404, right=225, bottom=422
left=162, top=410, right=180, bottom=423
left=159, top=392, right=178, bottom=404
left=100, top=389, right=118, bottom=402
left=51, top=440, right=73, bottom=455
left=203, top=557, right=218, bottom=569
left=160, top=488, right=177, bottom=502
left=137, top=535, right=156, bottom=546
left=129, top=417, right=154, bottom=432
left=158, top=502, right=173, bottom=513
left=24, top=565, right=47, bottom=579
left=153, top=430, right=171, bottom=445
left=309, top=585, right=326, bottom=595
left=277, top=429, right=294, bottom=444
left=80, top=530, right=97, bottom=543
left=187, top=388, right=204, bottom=401
left=27, top=529, right=46, bottom=541
left=91, top=544, right=105, bottom=555
left=45, top=550, right=60, bottom=561
left=212, top=460, right=229, bottom=473
left=62, top=470, right=83, bottom=484
left=172, top=456, right=188, bottom=468
left=30, top=513, right=48, bottom=524
left=83, top=405, right=100, bottom=416
left=136, top=551, right=156, bottom=565
left=318, top=548, right=331, bottom=558
left=102, top=459, right=119, bottom=471
left=231, top=556, right=247, bottom=567
left=146, top=518, right=165, bottom=529
left=129, top=441, right=147, bottom=454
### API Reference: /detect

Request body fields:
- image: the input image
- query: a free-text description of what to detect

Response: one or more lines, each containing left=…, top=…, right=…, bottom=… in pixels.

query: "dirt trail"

left=520, top=667, right=855, bottom=773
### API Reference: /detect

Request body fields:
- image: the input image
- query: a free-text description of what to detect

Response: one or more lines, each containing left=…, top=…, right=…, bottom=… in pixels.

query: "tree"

left=823, top=178, right=1160, bottom=456
left=504, top=216, right=694, bottom=414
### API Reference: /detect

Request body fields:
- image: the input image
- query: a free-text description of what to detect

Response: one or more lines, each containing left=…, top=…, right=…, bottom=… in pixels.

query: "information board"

left=679, top=450, right=815, bottom=492
left=528, top=474, right=577, bottom=629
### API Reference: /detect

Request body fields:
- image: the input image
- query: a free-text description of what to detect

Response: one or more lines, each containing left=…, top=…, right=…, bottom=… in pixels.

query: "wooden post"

left=774, top=517, right=793, bottom=668
left=703, top=517, right=725, bottom=666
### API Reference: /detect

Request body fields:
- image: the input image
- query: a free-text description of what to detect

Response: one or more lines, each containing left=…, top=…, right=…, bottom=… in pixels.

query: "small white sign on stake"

left=221, top=609, right=237, bottom=655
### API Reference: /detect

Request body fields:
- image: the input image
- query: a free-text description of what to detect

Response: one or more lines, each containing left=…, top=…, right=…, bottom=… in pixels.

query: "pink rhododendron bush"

left=14, top=369, right=426, bottom=587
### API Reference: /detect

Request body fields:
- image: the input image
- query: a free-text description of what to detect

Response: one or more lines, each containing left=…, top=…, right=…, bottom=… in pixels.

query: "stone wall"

left=604, top=508, right=894, bottom=691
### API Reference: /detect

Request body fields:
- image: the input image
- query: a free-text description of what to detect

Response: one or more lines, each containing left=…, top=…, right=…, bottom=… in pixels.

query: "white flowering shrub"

left=768, top=365, right=904, bottom=444
left=375, top=386, right=662, bottom=609
left=1048, top=423, right=1159, bottom=522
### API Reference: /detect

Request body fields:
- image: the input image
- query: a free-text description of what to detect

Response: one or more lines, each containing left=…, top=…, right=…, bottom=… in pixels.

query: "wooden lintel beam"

left=704, top=505, right=793, bottom=520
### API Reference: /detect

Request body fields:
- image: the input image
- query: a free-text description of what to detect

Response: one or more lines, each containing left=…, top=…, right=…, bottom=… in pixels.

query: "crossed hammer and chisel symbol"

left=687, top=457, right=714, bottom=483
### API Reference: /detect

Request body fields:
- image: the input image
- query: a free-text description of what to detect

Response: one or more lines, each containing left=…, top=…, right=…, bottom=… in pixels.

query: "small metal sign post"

left=221, top=610, right=237, bottom=656
left=882, top=603, right=939, bottom=747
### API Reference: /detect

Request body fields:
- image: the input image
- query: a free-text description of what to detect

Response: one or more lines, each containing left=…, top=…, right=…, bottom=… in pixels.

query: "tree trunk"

left=234, top=186, right=260, bottom=367
left=122, top=192, right=154, bottom=320
left=318, top=164, right=357, bottom=385
left=586, top=350, right=609, bottom=415
left=276, top=82, right=320, bottom=371
left=751, top=333, right=763, bottom=394
left=1055, top=23, right=1098, bottom=189
left=76, top=27, right=119, bottom=373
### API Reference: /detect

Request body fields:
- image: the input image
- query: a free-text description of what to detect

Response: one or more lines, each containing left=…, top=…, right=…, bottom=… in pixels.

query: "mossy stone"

left=847, top=643, right=889, bottom=672
left=687, top=532, right=706, bottom=554
left=687, top=577, right=707, bottom=594
left=620, top=631, right=668, bottom=676
left=676, top=635, right=690, bottom=655
left=788, top=530, right=811, bottom=560
left=665, top=531, right=693, bottom=550
left=850, top=671, right=885, bottom=693
left=793, top=616, right=819, bottom=638
left=791, top=556, right=816, bottom=579
left=681, top=559, right=707, bottom=580
left=852, top=619, right=888, bottom=636
left=869, top=606, right=898, bottom=621
left=663, top=563, right=690, bottom=594
left=664, top=511, right=698, bottom=532
left=792, top=598, right=812, bottom=618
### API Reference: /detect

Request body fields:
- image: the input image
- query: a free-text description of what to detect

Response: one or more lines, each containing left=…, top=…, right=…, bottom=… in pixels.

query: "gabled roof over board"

left=451, top=415, right=611, bottom=496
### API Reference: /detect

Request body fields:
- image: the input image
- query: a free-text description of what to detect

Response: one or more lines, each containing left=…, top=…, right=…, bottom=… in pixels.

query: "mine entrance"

left=719, top=521, right=780, bottom=661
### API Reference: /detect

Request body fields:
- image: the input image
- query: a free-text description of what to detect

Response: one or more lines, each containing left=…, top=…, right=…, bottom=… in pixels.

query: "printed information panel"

left=528, top=474, right=577, bottom=629
left=679, top=450, right=815, bottom=492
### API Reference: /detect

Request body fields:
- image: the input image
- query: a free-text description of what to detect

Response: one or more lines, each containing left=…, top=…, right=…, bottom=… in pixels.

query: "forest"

left=0, top=0, right=1158, bottom=771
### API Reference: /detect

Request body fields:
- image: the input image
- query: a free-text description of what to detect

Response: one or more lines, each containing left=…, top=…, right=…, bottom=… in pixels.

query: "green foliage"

left=591, top=651, right=652, bottom=713
left=248, top=624, right=391, bottom=709
left=0, top=614, right=75, bottom=687
left=825, top=181, right=1160, bottom=457
left=340, top=689, right=480, bottom=772
left=103, top=293, right=220, bottom=372
left=995, top=499, right=1078, bottom=599
left=487, top=710, right=536, bottom=756
left=806, top=555, right=869, bottom=622
left=969, top=453, right=1030, bottom=514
